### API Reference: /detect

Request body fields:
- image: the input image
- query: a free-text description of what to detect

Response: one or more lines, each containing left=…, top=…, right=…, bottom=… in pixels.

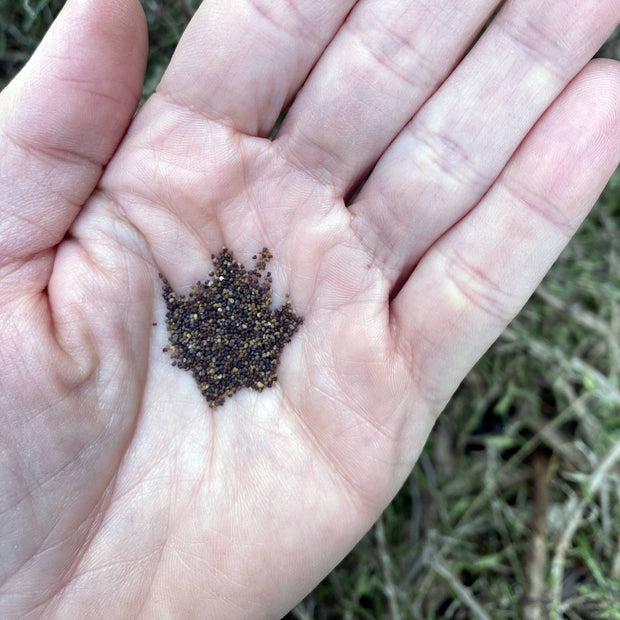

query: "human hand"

left=1, top=0, right=619, bottom=617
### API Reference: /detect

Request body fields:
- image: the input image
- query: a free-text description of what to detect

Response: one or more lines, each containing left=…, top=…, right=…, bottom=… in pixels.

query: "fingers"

left=0, top=0, right=147, bottom=275
left=156, top=0, right=355, bottom=137
left=350, top=0, right=620, bottom=286
left=393, top=59, right=620, bottom=412
left=276, top=0, right=498, bottom=193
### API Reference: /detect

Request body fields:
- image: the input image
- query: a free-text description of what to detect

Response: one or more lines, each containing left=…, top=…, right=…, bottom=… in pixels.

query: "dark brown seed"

left=160, top=247, right=303, bottom=408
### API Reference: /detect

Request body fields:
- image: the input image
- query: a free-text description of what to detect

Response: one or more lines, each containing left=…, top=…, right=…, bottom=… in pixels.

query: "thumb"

left=0, top=0, right=147, bottom=277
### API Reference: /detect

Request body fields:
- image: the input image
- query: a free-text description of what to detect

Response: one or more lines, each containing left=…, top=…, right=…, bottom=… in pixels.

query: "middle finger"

left=276, top=0, right=499, bottom=193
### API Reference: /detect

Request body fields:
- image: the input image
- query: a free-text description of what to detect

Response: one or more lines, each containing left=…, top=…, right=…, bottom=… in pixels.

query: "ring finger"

left=349, top=0, right=619, bottom=287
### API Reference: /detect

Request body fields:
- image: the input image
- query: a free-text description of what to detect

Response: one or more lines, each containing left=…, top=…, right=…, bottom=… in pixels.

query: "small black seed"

left=160, top=247, right=303, bottom=408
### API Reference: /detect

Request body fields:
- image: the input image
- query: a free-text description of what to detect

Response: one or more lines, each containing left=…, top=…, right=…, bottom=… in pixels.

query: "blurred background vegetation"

left=1, top=2, right=619, bottom=618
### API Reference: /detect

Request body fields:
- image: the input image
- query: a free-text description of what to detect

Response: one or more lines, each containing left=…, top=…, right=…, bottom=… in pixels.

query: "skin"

left=0, top=0, right=619, bottom=617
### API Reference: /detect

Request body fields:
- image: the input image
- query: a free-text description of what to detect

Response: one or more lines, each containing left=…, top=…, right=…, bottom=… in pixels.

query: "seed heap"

left=161, top=247, right=303, bottom=408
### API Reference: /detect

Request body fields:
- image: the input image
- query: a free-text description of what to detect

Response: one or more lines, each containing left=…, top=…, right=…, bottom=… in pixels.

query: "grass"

left=2, top=3, right=619, bottom=618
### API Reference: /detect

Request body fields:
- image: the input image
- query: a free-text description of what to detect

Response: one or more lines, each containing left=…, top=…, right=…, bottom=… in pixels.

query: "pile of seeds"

left=161, top=247, right=303, bottom=408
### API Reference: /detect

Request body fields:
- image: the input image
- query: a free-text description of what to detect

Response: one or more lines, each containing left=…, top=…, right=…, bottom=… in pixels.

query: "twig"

left=528, top=417, right=589, bottom=471
left=453, top=391, right=593, bottom=531
left=21, top=0, right=37, bottom=20
left=429, top=553, right=491, bottom=620
left=522, top=452, right=552, bottom=620
left=549, top=438, right=620, bottom=618
left=535, top=287, right=613, bottom=337
left=502, top=328, right=620, bottom=406
left=290, top=604, right=314, bottom=620
left=536, top=286, right=620, bottom=380
left=376, top=517, right=401, bottom=620
left=611, top=483, right=620, bottom=581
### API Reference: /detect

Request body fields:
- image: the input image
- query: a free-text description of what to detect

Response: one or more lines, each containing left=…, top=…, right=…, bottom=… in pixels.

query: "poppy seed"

left=160, top=247, right=303, bottom=408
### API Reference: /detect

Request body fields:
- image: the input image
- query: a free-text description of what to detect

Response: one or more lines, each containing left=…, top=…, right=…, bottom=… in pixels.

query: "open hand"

left=1, top=0, right=619, bottom=616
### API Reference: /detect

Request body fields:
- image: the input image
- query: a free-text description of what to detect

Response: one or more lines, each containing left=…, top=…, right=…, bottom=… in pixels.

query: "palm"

left=2, top=1, right=619, bottom=617
left=54, top=96, right=417, bottom=608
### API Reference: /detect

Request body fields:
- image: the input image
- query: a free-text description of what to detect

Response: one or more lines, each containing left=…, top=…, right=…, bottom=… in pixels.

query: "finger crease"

left=2, top=126, right=105, bottom=171
left=501, top=178, right=575, bottom=240
left=351, top=21, right=434, bottom=94
left=440, top=246, right=518, bottom=325
left=409, top=121, right=495, bottom=190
